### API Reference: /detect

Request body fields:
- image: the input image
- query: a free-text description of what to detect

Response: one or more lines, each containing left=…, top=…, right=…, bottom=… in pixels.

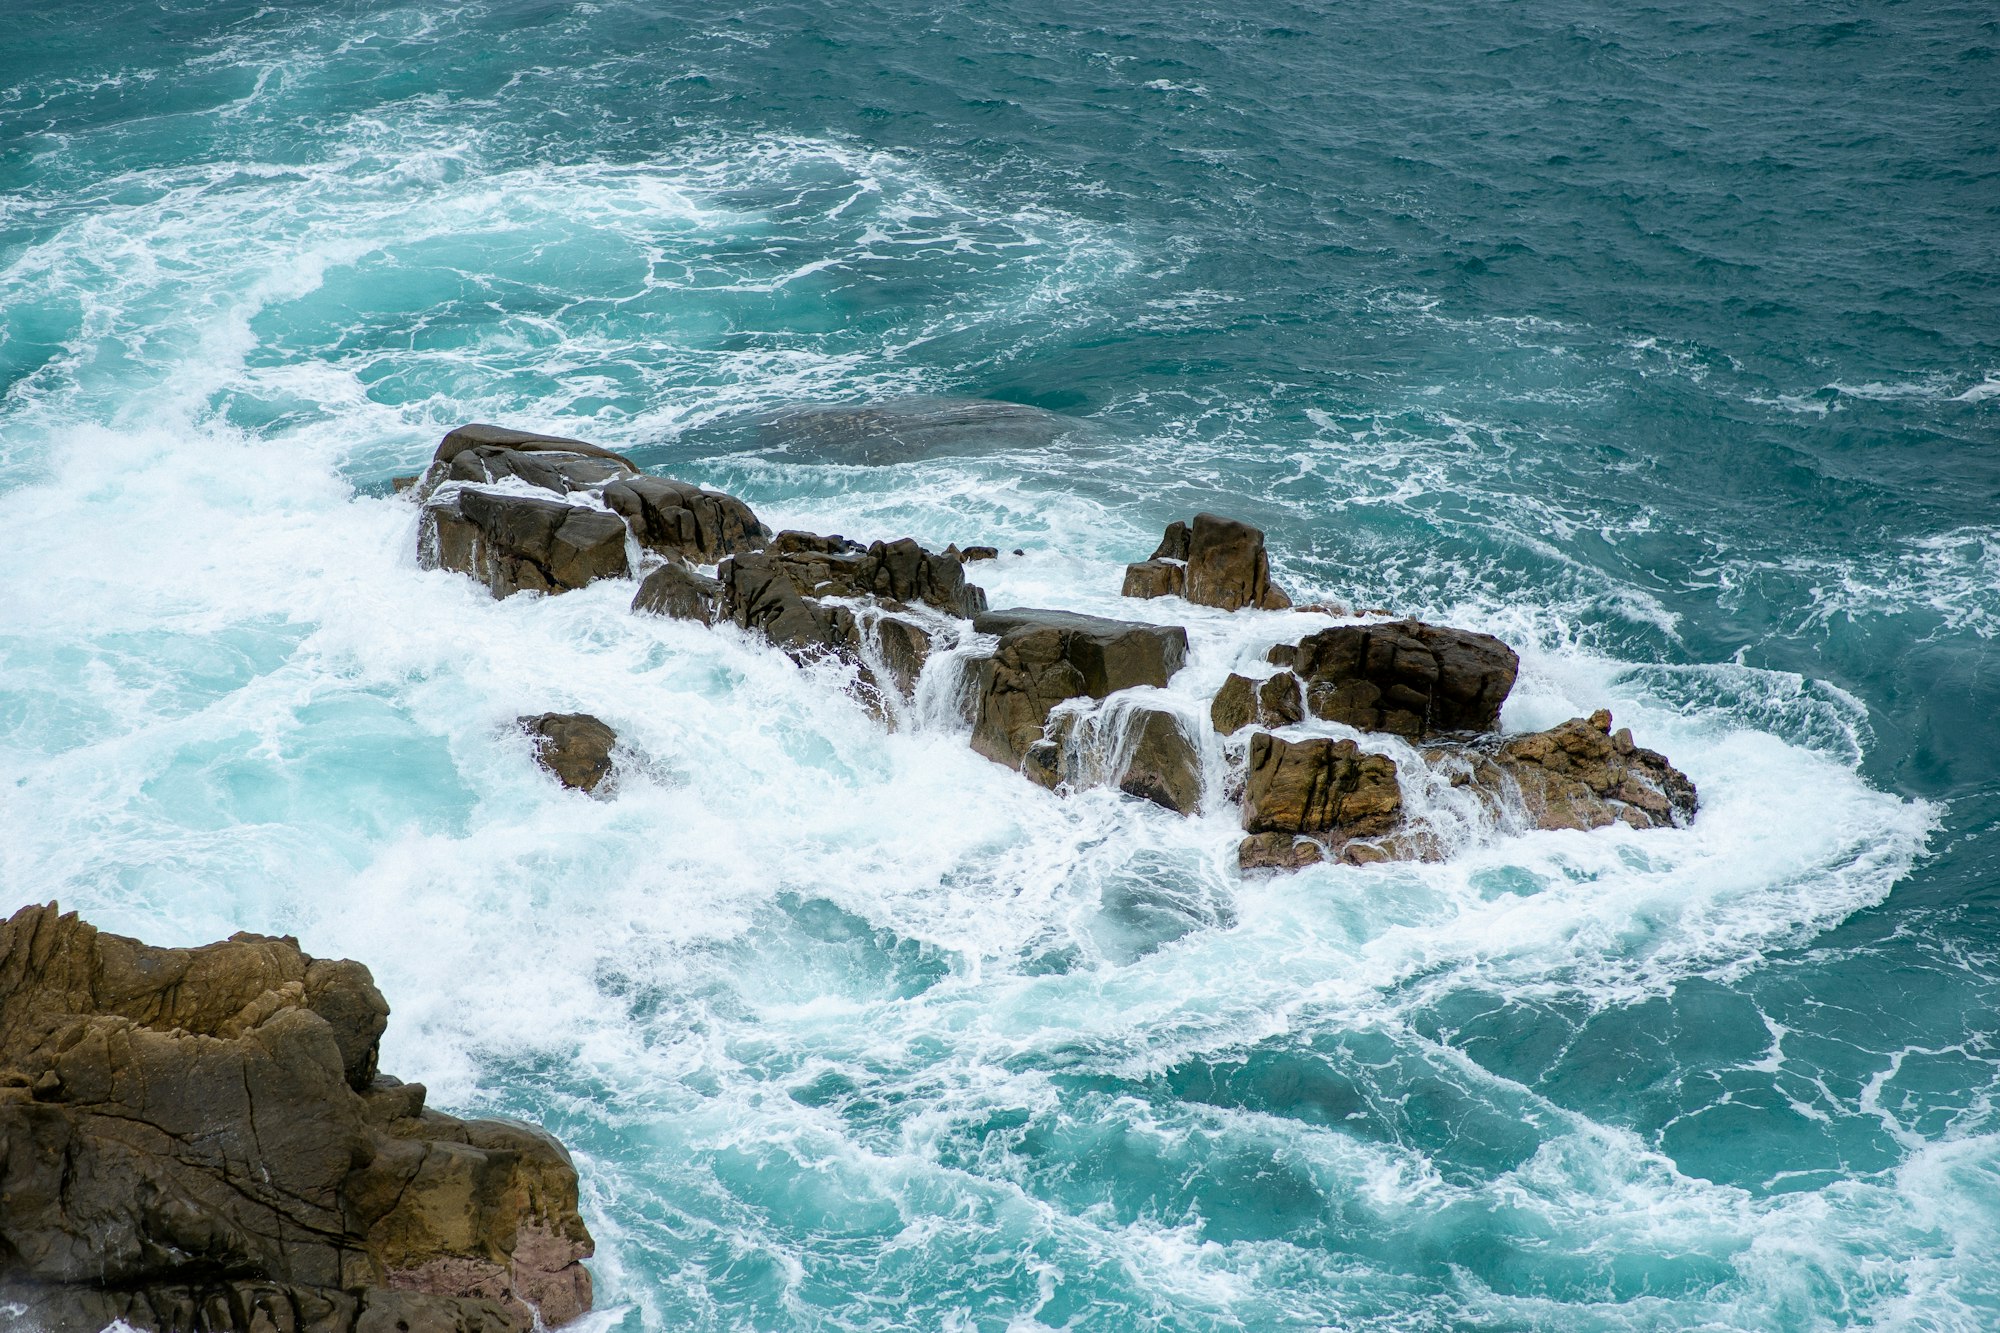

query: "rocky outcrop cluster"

left=410, top=423, right=1697, bottom=871
left=0, top=904, right=594, bottom=1333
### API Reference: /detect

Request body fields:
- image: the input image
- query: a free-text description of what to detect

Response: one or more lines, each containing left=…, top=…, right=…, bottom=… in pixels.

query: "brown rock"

left=1114, top=706, right=1203, bottom=815
left=1211, top=671, right=1303, bottom=735
left=1288, top=619, right=1518, bottom=737
left=1454, top=711, right=1697, bottom=832
left=603, top=477, right=770, bottom=563
left=1211, top=673, right=1256, bottom=735
left=0, top=904, right=594, bottom=1333
left=420, top=489, right=630, bottom=598
left=960, top=545, right=1000, bottom=562
left=968, top=609, right=1189, bottom=770
left=751, top=535, right=986, bottom=618
left=521, top=713, right=617, bottom=793
left=1242, top=733, right=1403, bottom=838
left=1238, top=832, right=1326, bottom=875
left=1121, top=559, right=1184, bottom=601
left=1185, top=512, right=1292, bottom=611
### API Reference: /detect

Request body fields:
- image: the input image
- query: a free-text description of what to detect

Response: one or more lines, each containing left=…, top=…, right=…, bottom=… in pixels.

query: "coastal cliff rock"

left=604, top=476, right=770, bottom=563
left=420, top=488, right=630, bottom=598
left=968, top=609, right=1189, bottom=775
left=1446, top=710, right=1698, bottom=832
left=521, top=713, right=617, bottom=792
left=1283, top=619, right=1518, bottom=737
left=1122, top=513, right=1292, bottom=612
left=0, top=904, right=594, bottom=1333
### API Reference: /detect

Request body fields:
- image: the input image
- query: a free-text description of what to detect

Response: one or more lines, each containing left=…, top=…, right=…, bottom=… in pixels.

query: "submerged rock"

left=604, top=476, right=770, bottom=564
left=758, top=397, right=1089, bottom=466
left=1123, top=513, right=1292, bottom=612
left=522, top=712, right=617, bottom=793
left=1448, top=710, right=1698, bottom=832
left=1286, top=619, right=1518, bottom=737
left=631, top=558, right=723, bottom=624
left=421, top=487, right=630, bottom=598
left=0, top=904, right=594, bottom=1333
left=968, top=608, right=1190, bottom=773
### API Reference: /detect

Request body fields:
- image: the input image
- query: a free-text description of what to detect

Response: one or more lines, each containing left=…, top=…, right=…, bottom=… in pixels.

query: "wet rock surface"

left=421, top=488, right=630, bottom=598
left=1449, top=710, right=1698, bottom=832
left=1241, top=733, right=1404, bottom=840
left=0, top=904, right=594, bottom=1333
left=1210, top=670, right=1304, bottom=735
left=605, top=476, right=770, bottom=563
left=1113, top=706, right=1205, bottom=815
left=522, top=713, right=618, bottom=793
left=1287, top=619, right=1519, bottom=737
left=631, top=558, right=723, bottom=624
left=968, top=609, right=1190, bottom=771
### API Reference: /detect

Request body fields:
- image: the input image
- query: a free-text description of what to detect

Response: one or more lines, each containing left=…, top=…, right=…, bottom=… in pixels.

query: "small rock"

left=1211, top=671, right=1303, bottom=734
left=961, top=545, right=1000, bottom=562
left=1238, top=832, right=1326, bottom=875
left=1115, top=706, right=1203, bottom=815
left=521, top=713, right=617, bottom=793
left=1121, top=559, right=1185, bottom=600
left=421, top=488, right=630, bottom=598
left=1125, top=514, right=1291, bottom=611
left=631, top=559, right=722, bottom=624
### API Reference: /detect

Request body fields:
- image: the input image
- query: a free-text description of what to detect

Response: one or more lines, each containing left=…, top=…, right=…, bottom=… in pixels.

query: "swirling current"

left=2, top=1, right=1998, bottom=1328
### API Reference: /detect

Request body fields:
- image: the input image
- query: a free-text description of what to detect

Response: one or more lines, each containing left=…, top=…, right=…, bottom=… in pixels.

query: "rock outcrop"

left=757, top=532, right=987, bottom=619
left=713, top=550, right=940, bottom=704
left=421, top=424, right=639, bottom=498
left=1447, top=710, right=1697, bottom=832
left=1238, top=733, right=1404, bottom=872
left=1123, top=513, right=1292, bottom=612
left=604, top=477, right=770, bottom=564
left=1282, top=619, right=1518, bottom=737
left=968, top=609, right=1190, bottom=777
left=421, top=487, right=630, bottom=598
left=0, top=904, right=593, bottom=1333
left=522, top=713, right=617, bottom=793
left=1210, top=670, right=1304, bottom=734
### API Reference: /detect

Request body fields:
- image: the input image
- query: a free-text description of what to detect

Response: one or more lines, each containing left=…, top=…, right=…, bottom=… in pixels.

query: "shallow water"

left=3, top=1, right=1998, bottom=1328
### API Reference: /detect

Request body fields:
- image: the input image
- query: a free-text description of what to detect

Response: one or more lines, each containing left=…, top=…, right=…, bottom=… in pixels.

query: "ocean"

left=3, top=0, right=1997, bottom=1327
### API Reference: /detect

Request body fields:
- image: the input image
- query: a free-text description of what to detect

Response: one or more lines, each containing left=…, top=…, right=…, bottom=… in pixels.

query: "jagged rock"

left=869, top=614, right=934, bottom=698
left=1242, top=733, right=1403, bottom=839
left=421, top=488, right=629, bottom=598
left=713, top=552, right=934, bottom=700
left=751, top=535, right=986, bottom=618
left=1238, top=832, right=1328, bottom=874
left=1449, top=710, right=1697, bottom=832
left=968, top=609, right=1189, bottom=771
left=0, top=904, right=593, bottom=1333
left=1123, top=513, right=1291, bottom=611
left=603, top=477, right=769, bottom=563
left=1211, top=671, right=1304, bottom=734
left=521, top=713, right=617, bottom=793
left=1287, top=619, right=1518, bottom=737
left=631, top=559, right=723, bottom=624
left=1114, top=706, right=1203, bottom=815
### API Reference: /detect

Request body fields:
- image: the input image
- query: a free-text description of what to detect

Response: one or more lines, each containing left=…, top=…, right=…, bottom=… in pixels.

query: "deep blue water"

left=3, top=1, right=1998, bottom=1328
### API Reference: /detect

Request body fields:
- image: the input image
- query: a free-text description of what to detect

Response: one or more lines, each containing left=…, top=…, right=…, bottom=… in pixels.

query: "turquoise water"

left=3, top=1, right=1998, bottom=1327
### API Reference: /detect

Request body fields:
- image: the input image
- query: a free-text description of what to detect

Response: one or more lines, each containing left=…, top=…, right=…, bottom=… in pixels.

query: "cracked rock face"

left=420, top=487, right=630, bottom=599
left=604, top=476, right=770, bottom=564
left=1285, top=619, right=1519, bottom=738
left=0, top=905, right=594, bottom=1333
left=967, top=609, right=1190, bottom=773
left=1442, top=710, right=1698, bottom=832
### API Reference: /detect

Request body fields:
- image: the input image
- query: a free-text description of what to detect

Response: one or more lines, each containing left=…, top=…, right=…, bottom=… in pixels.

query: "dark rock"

left=1450, top=710, right=1697, bottom=832
left=1242, top=733, right=1403, bottom=839
left=444, top=446, right=633, bottom=496
left=969, top=609, right=1189, bottom=771
left=1266, top=642, right=1297, bottom=669
left=1125, top=514, right=1290, bottom=611
left=0, top=904, right=594, bottom=1333
left=421, top=489, right=629, bottom=598
left=1288, top=619, right=1518, bottom=737
left=631, top=559, right=723, bottom=624
left=521, top=713, right=617, bottom=793
left=434, top=423, right=636, bottom=471
left=1114, top=706, right=1203, bottom=814
left=712, top=553, right=935, bottom=700
left=960, top=545, right=999, bottom=562
left=717, top=550, right=835, bottom=653
left=603, top=477, right=769, bottom=563
left=870, top=613, right=934, bottom=698
left=753, top=536, right=986, bottom=618
left=1211, top=671, right=1303, bottom=734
